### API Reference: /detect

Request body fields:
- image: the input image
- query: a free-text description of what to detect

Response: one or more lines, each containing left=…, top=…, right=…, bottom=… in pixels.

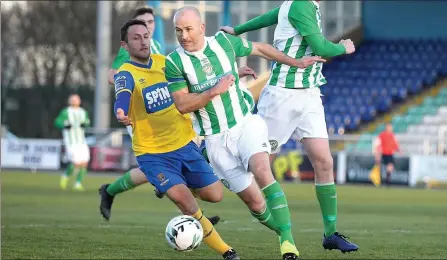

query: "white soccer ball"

left=165, top=215, right=204, bottom=251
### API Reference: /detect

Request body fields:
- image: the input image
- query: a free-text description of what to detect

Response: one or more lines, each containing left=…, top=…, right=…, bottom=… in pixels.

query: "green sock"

left=106, top=171, right=137, bottom=196
left=76, top=167, right=87, bottom=183
left=262, top=181, right=295, bottom=246
left=315, top=183, right=337, bottom=236
left=64, top=164, right=74, bottom=177
left=251, top=206, right=279, bottom=234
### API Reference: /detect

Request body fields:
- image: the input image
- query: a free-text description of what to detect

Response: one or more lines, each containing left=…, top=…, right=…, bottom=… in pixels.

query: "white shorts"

left=257, top=86, right=328, bottom=154
left=205, top=113, right=270, bottom=193
left=66, top=144, right=90, bottom=164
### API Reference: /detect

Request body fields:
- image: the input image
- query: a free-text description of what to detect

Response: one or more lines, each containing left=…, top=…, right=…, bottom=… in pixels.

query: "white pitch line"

left=2, top=224, right=446, bottom=235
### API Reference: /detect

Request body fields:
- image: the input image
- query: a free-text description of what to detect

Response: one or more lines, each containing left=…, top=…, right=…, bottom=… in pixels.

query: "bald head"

left=173, top=6, right=202, bottom=24
left=69, top=94, right=81, bottom=107
left=173, top=6, right=205, bottom=52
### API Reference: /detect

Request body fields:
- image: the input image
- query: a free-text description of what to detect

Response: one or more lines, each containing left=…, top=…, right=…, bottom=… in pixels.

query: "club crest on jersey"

left=201, top=58, right=214, bottom=77
left=142, top=82, right=173, bottom=114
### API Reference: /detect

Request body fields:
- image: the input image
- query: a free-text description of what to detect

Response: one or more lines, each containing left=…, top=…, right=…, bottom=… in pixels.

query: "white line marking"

left=3, top=224, right=445, bottom=235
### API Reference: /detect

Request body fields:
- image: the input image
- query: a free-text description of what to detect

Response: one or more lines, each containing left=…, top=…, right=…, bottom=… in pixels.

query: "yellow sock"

left=192, top=208, right=231, bottom=255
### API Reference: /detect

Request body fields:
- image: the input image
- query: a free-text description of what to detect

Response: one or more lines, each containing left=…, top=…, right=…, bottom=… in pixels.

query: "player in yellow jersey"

left=112, top=19, right=240, bottom=260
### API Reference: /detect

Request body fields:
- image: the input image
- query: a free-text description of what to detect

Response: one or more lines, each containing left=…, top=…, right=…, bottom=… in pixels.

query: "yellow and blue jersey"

left=114, top=54, right=196, bottom=155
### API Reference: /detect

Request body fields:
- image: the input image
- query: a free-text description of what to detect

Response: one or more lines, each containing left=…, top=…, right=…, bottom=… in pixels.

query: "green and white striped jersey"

left=268, top=0, right=326, bottom=89
left=165, top=32, right=254, bottom=136
left=54, top=107, right=90, bottom=146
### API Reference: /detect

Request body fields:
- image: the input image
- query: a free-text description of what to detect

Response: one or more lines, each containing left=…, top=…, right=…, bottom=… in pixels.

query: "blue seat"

left=319, top=38, right=446, bottom=133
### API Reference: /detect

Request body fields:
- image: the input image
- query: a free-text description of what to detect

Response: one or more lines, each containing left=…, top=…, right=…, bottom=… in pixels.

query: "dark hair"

left=132, top=6, right=154, bottom=18
left=120, top=19, right=147, bottom=42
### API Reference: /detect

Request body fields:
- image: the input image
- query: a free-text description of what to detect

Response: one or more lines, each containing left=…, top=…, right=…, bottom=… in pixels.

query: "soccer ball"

left=165, top=215, right=204, bottom=251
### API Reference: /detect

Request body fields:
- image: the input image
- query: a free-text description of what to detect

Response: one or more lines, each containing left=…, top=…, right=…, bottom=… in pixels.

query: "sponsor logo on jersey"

left=190, top=71, right=232, bottom=93
left=142, top=82, right=173, bottom=114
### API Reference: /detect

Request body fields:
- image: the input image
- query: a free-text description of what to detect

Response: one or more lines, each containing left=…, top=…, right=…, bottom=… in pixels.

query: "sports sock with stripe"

left=251, top=206, right=279, bottom=233
left=262, top=181, right=296, bottom=246
left=315, top=182, right=337, bottom=236
left=192, top=208, right=231, bottom=255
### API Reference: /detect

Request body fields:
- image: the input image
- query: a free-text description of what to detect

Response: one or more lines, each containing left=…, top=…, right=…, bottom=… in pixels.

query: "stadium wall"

left=363, top=1, right=447, bottom=39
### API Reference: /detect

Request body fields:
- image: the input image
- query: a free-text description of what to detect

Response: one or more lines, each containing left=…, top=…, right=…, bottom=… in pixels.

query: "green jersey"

left=268, top=0, right=325, bottom=89
left=235, top=0, right=345, bottom=89
left=54, top=107, right=90, bottom=146
left=165, top=32, right=255, bottom=136
left=111, top=38, right=162, bottom=70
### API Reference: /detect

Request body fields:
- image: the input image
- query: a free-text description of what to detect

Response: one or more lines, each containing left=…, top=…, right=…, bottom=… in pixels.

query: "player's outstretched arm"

left=113, top=71, right=134, bottom=126
left=223, top=32, right=325, bottom=69
left=289, top=1, right=354, bottom=57
left=251, top=42, right=326, bottom=69
left=220, top=7, right=279, bottom=36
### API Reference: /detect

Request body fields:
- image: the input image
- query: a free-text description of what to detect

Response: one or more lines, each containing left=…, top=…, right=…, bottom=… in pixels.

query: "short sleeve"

left=224, top=33, right=253, bottom=57
left=111, top=47, right=130, bottom=70
left=288, top=1, right=321, bottom=37
left=165, top=56, right=188, bottom=93
left=114, top=71, right=135, bottom=98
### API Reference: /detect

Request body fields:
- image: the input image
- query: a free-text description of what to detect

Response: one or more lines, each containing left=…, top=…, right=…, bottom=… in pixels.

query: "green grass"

left=2, top=171, right=447, bottom=259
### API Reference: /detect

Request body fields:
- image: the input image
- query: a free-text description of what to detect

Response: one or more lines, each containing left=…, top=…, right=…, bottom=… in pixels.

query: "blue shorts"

left=136, top=141, right=218, bottom=193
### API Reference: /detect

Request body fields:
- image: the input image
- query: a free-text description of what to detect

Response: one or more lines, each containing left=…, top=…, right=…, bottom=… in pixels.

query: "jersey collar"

left=126, top=58, right=153, bottom=69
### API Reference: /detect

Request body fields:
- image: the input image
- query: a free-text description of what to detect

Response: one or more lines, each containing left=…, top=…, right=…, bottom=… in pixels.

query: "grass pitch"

left=2, top=171, right=447, bottom=259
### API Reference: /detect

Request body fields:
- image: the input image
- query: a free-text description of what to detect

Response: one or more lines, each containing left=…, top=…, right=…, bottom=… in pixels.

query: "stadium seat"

left=285, top=39, right=446, bottom=146
left=356, top=85, right=447, bottom=154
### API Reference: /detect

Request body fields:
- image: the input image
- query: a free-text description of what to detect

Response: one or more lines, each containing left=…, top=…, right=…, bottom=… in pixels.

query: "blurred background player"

left=54, top=94, right=91, bottom=191
left=165, top=6, right=324, bottom=260
left=220, top=0, right=358, bottom=253
left=375, top=123, right=400, bottom=186
left=112, top=19, right=240, bottom=260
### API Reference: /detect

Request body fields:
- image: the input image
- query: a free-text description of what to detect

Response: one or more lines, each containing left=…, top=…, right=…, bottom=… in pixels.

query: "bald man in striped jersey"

left=220, top=0, right=358, bottom=253
left=165, top=6, right=325, bottom=260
